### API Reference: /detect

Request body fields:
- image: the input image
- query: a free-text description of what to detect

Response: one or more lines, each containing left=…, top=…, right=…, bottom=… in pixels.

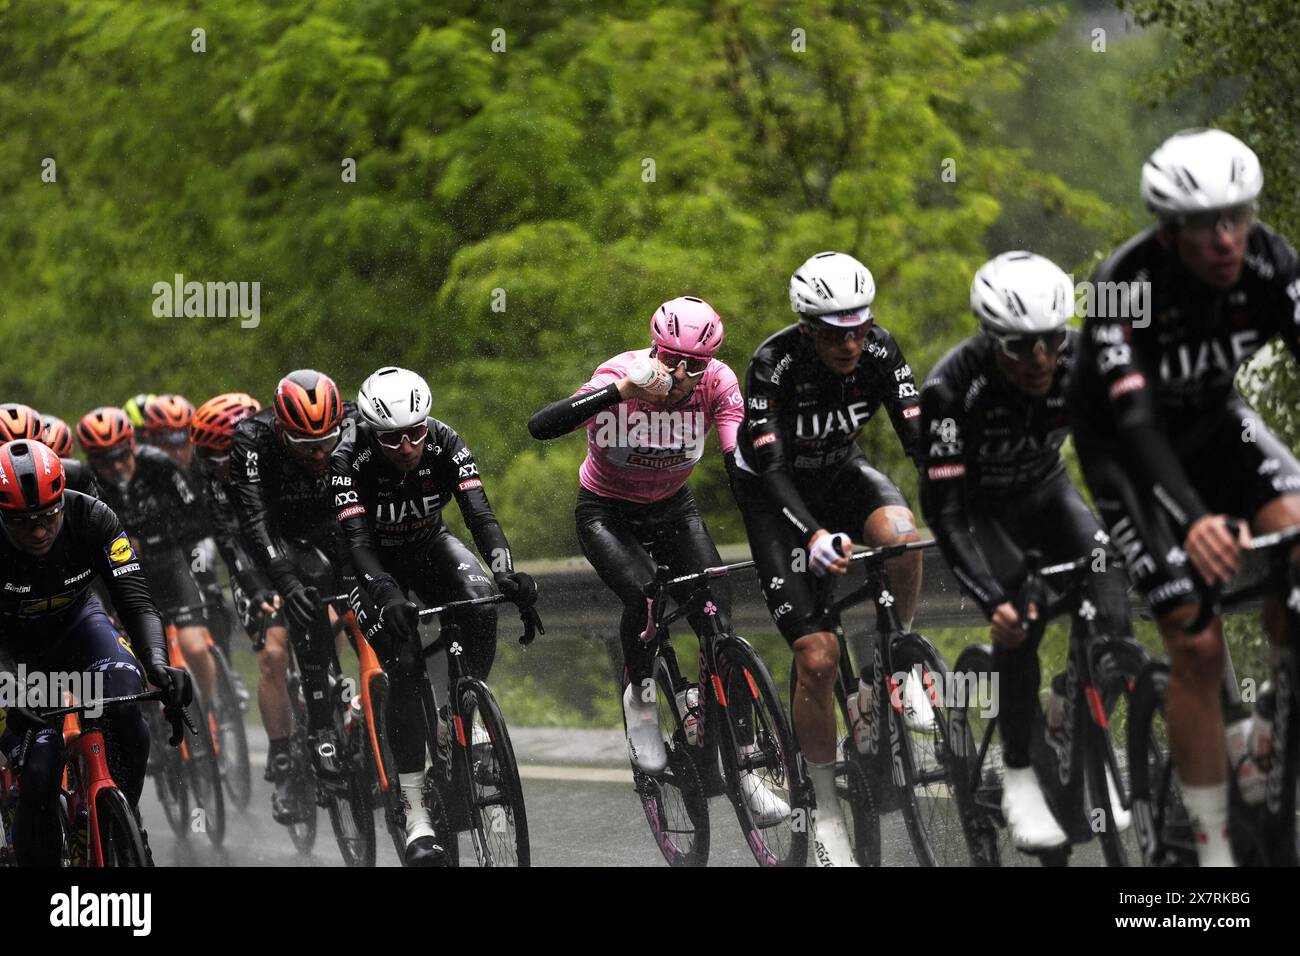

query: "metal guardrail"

left=519, top=543, right=1008, bottom=642
left=516, top=542, right=1265, bottom=644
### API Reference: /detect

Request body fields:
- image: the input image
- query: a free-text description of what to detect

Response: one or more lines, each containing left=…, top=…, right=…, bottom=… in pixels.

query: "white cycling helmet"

left=357, top=366, right=432, bottom=430
left=1141, top=128, right=1263, bottom=219
left=789, top=251, right=876, bottom=327
left=970, top=252, right=1075, bottom=335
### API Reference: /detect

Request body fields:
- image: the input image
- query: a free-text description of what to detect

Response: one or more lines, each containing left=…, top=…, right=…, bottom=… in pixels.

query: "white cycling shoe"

left=902, top=670, right=936, bottom=732
left=1001, top=766, right=1068, bottom=851
left=399, top=772, right=448, bottom=867
left=738, top=769, right=790, bottom=827
left=623, top=683, right=668, bottom=775
left=812, top=809, right=859, bottom=867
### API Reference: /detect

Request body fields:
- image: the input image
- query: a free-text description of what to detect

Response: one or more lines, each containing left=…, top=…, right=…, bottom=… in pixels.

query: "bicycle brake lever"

left=518, top=606, right=544, bottom=646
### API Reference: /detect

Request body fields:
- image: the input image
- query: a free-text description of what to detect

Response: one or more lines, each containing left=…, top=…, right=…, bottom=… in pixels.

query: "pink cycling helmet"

left=650, top=296, right=725, bottom=357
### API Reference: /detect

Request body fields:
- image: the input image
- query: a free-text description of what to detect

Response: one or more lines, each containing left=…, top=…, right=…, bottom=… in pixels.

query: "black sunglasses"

left=991, top=328, right=1068, bottom=360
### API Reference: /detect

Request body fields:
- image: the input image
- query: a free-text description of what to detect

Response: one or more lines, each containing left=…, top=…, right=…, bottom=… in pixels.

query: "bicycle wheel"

left=1086, top=639, right=1149, bottom=867
left=948, top=644, right=1009, bottom=865
left=148, top=706, right=189, bottom=839
left=366, top=670, right=409, bottom=862
left=1126, top=661, right=1196, bottom=866
left=891, top=633, right=972, bottom=866
left=285, top=669, right=318, bottom=855
left=210, top=646, right=252, bottom=811
left=95, top=788, right=148, bottom=867
left=183, top=690, right=227, bottom=847
left=714, top=636, right=808, bottom=867
left=630, top=656, right=709, bottom=866
left=323, top=686, right=376, bottom=868
left=453, top=678, right=530, bottom=867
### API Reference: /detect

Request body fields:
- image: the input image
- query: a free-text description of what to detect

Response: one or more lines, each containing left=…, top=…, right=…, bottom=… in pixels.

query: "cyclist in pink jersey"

left=528, top=297, right=788, bottom=823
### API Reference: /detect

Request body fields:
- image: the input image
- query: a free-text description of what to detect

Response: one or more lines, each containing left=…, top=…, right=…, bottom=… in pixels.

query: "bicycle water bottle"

left=1225, top=696, right=1266, bottom=806
left=675, top=686, right=702, bottom=746
left=342, top=695, right=362, bottom=739
left=847, top=678, right=875, bottom=754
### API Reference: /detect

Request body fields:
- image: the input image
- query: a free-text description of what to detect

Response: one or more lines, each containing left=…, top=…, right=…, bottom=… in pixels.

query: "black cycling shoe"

left=268, top=753, right=307, bottom=825
left=403, top=835, right=449, bottom=867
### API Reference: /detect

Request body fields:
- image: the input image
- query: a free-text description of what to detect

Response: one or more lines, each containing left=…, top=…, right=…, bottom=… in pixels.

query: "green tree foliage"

left=0, top=0, right=1117, bottom=555
left=1120, top=0, right=1300, bottom=447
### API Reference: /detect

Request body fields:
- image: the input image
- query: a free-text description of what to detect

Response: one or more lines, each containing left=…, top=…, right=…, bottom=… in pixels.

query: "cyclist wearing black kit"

left=1069, top=128, right=1300, bottom=867
left=230, top=369, right=361, bottom=783
left=920, top=251, right=1135, bottom=851
left=333, top=366, right=535, bottom=866
left=731, top=251, right=923, bottom=866
left=0, top=440, right=188, bottom=866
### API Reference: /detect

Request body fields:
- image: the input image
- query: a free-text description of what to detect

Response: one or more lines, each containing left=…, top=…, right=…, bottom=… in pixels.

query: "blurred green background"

left=3, top=0, right=1295, bottom=726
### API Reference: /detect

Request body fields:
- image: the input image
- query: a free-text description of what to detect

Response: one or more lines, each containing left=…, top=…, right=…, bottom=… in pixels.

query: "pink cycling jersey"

left=577, top=349, right=743, bottom=504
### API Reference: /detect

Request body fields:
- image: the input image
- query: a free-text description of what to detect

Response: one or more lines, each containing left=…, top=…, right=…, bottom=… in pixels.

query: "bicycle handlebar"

left=12, top=688, right=193, bottom=746
left=1182, top=521, right=1300, bottom=634
left=322, top=590, right=546, bottom=647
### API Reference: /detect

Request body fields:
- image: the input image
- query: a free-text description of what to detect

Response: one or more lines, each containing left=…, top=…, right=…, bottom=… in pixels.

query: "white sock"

left=1179, top=780, right=1234, bottom=867
left=807, top=760, right=840, bottom=826
left=399, top=771, right=434, bottom=839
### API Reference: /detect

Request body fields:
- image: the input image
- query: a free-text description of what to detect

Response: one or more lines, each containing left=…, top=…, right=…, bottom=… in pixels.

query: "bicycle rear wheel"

left=95, top=788, right=148, bottom=867
left=632, top=656, right=710, bottom=866
left=1126, top=661, right=1196, bottom=866
left=210, top=645, right=252, bottom=811
left=453, top=678, right=530, bottom=867
left=714, top=636, right=807, bottom=866
left=891, top=633, right=972, bottom=866
left=948, top=644, right=1009, bottom=865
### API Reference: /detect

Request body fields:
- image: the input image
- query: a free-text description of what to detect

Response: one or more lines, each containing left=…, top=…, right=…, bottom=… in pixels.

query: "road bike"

left=948, top=549, right=1149, bottom=866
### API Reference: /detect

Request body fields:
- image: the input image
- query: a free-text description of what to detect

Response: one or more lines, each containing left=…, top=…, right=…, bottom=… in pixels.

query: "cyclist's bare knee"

left=793, top=632, right=838, bottom=692
left=1159, top=604, right=1225, bottom=691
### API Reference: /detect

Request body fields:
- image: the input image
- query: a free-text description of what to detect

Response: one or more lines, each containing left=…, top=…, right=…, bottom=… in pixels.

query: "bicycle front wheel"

left=1126, top=661, right=1196, bottom=866
left=95, top=788, right=149, bottom=867
left=183, top=692, right=226, bottom=847
left=948, top=644, right=1008, bottom=866
left=891, top=633, right=973, bottom=866
left=149, top=706, right=189, bottom=839
left=1087, top=639, right=1149, bottom=867
left=714, top=636, right=807, bottom=867
left=210, top=646, right=252, bottom=811
left=454, top=678, right=530, bottom=867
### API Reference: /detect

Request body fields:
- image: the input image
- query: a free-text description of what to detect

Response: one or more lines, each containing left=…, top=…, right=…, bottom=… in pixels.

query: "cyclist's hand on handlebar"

left=1185, top=514, right=1249, bottom=587
left=251, top=589, right=281, bottom=620
left=146, top=663, right=193, bottom=713
left=380, top=597, right=420, bottom=643
left=494, top=571, right=538, bottom=608
left=990, top=601, right=1035, bottom=648
left=281, top=584, right=318, bottom=632
left=809, top=530, right=851, bottom=577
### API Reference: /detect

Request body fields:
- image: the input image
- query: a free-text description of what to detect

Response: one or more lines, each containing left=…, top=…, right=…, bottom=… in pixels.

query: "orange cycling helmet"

left=274, top=370, right=342, bottom=438
left=140, top=394, right=195, bottom=435
left=0, top=403, right=45, bottom=443
left=77, top=407, right=135, bottom=454
left=0, top=440, right=65, bottom=513
left=192, top=393, right=261, bottom=453
left=41, top=415, right=74, bottom=457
